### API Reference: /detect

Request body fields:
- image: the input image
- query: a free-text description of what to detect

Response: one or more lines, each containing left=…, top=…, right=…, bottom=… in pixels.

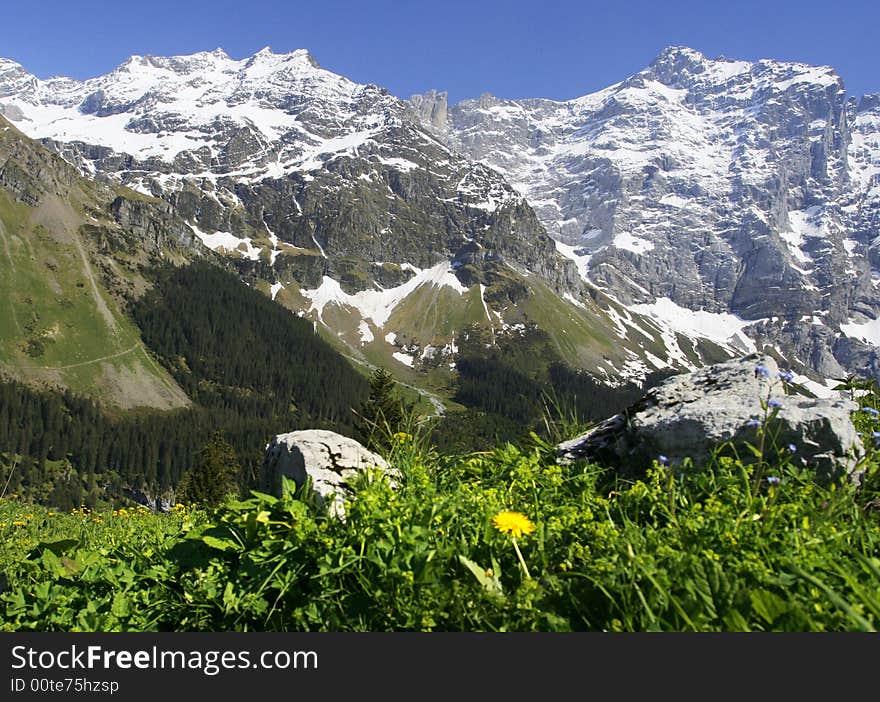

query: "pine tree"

left=354, top=368, right=405, bottom=453
left=177, top=432, right=241, bottom=507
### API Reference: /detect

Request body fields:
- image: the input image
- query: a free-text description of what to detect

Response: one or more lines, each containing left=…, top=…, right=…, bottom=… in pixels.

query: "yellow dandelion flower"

left=492, top=511, right=535, bottom=539
left=492, top=511, right=535, bottom=580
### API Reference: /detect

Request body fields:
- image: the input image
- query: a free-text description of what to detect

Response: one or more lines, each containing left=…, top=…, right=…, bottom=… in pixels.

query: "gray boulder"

left=557, top=353, right=864, bottom=481
left=261, top=430, right=395, bottom=517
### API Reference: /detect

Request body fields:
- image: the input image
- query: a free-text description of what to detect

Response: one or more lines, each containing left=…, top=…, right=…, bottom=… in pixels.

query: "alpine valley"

left=6, top=13, right=880, bottom=641
left=0, top=44, right=879, bottom=503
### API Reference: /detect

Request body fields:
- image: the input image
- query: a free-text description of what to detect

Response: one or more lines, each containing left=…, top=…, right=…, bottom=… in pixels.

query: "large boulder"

left=557, top=354, right=864, bottom=481
left=261, top=430, right=395, bottom=517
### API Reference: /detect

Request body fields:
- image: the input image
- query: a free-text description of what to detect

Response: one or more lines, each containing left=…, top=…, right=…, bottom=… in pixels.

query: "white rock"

left=261, top=429, right=396, bottom=518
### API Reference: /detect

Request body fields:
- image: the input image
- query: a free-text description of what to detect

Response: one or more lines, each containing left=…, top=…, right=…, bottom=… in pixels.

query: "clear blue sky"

left=2, top=0, right=878, bottom=103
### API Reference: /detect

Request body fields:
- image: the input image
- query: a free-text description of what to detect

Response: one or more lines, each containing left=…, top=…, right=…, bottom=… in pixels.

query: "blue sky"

left=2, top=0, right=878, bottom=103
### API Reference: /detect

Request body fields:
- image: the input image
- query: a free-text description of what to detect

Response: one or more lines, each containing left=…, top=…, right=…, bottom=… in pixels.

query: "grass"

left=2, top=387, right=879, bottom=632
left=0, top=189, right=187, bottom=409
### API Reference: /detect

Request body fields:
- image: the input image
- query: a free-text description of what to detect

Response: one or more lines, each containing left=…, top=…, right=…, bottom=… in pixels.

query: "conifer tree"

left=178, top=432, right=241, bottom=507
left=354, top=368, right=405, bottom=453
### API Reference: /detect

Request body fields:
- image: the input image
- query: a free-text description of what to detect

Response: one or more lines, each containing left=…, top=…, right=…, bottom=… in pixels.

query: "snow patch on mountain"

left=189, top=225, right=263, bottom=261
left=783, top=208, right=824, bottom=267
left=553, top=240, right=593, bottom=282
left=613, top=232, right=655, bottom=255
left=392, top=351, right=414, bottom=367
left=357, top=320, right=374, bottom=345
left=629, top=297, right=758, bottom=355
left=840, top=316, right=880, bottom=346
left=302, top=261, right=469, bottom=328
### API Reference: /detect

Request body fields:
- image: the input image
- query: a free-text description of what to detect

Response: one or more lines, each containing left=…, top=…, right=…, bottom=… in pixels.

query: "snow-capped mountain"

left=2, top=47, right=414, bottom=178
left=1, top=45, right=878, bottom=390
left=413, top=46, right=880, bottom=382
left=0, top=47, right=569, bottom=278
left=0, top=47, right=608, bottom=386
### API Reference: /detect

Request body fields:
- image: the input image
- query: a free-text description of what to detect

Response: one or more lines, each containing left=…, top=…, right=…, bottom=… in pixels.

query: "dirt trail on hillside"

left=48, top=343, right=140, bottom=370
left=70, top=226, right=119, bottom=333
left=26, top=342, right=190, bottom=409
left=0, top=218, right=16, bottom=274
left=0, top=218, right=21, bottom=333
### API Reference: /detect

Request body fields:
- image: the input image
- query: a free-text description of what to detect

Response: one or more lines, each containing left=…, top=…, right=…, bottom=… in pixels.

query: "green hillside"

left=0, top=117, right=189, bottom=409
left=0, top=263, right=371, bottom=509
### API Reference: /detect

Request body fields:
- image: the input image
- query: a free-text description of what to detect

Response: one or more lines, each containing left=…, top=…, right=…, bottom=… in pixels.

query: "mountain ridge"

left=412, top=45, right=880, bottom=383
left=1, top=45, right=877, bottom=393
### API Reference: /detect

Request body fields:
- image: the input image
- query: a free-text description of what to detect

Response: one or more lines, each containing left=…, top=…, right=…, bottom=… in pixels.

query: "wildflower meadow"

left=1, top=376, right=879, bottom=632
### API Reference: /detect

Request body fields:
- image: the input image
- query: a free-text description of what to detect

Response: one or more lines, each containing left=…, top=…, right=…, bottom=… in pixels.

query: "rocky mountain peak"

left=0, top=57, right=26, bottom=72
left=0, top=58, right=36, bottom=99
left=859, top=94, right=880, bottom=113
left=242, top=46, right=322, bottom=71
left=408, top=89, right=447, bottom=133
left=647, top=44, right=712, bottom=79
left=644, top=44, right=843, bottom=99
left=0, top=47, right=347, bottom=115
left=425, top=45, right=880, bottom=385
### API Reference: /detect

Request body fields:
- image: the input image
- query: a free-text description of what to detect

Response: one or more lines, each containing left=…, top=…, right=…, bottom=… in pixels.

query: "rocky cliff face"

left=418, top=46, right=880, bottom=382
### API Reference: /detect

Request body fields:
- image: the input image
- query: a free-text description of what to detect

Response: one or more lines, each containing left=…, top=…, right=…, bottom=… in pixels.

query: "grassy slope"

left=257, top=257, right=745, bottom=421
left=0, top=124, right=189, bottom=410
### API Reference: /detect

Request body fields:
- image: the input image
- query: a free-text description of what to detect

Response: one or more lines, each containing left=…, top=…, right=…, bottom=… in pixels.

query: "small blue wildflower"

left=658, top=455, right=669, bottom=466
left=754, top=365, right=771, bottom=378
left=778, top=371, right=795, bottom=382
left=873, top=431, right=880, bottom=446
left=787, top=444, right=797, bottom=453
left=767, top=476, right=781, bottom=485
left=746, top=419, right=763, bottom=427
left=861, top=407, right=880, bottom=416
left=768, top=399, right=783, bottom=409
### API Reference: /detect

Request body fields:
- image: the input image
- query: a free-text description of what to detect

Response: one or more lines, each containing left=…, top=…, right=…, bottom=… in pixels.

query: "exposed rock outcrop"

left=121, top=487, right=174, bottom=513
left=557, top=354, right=864, bottom=481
